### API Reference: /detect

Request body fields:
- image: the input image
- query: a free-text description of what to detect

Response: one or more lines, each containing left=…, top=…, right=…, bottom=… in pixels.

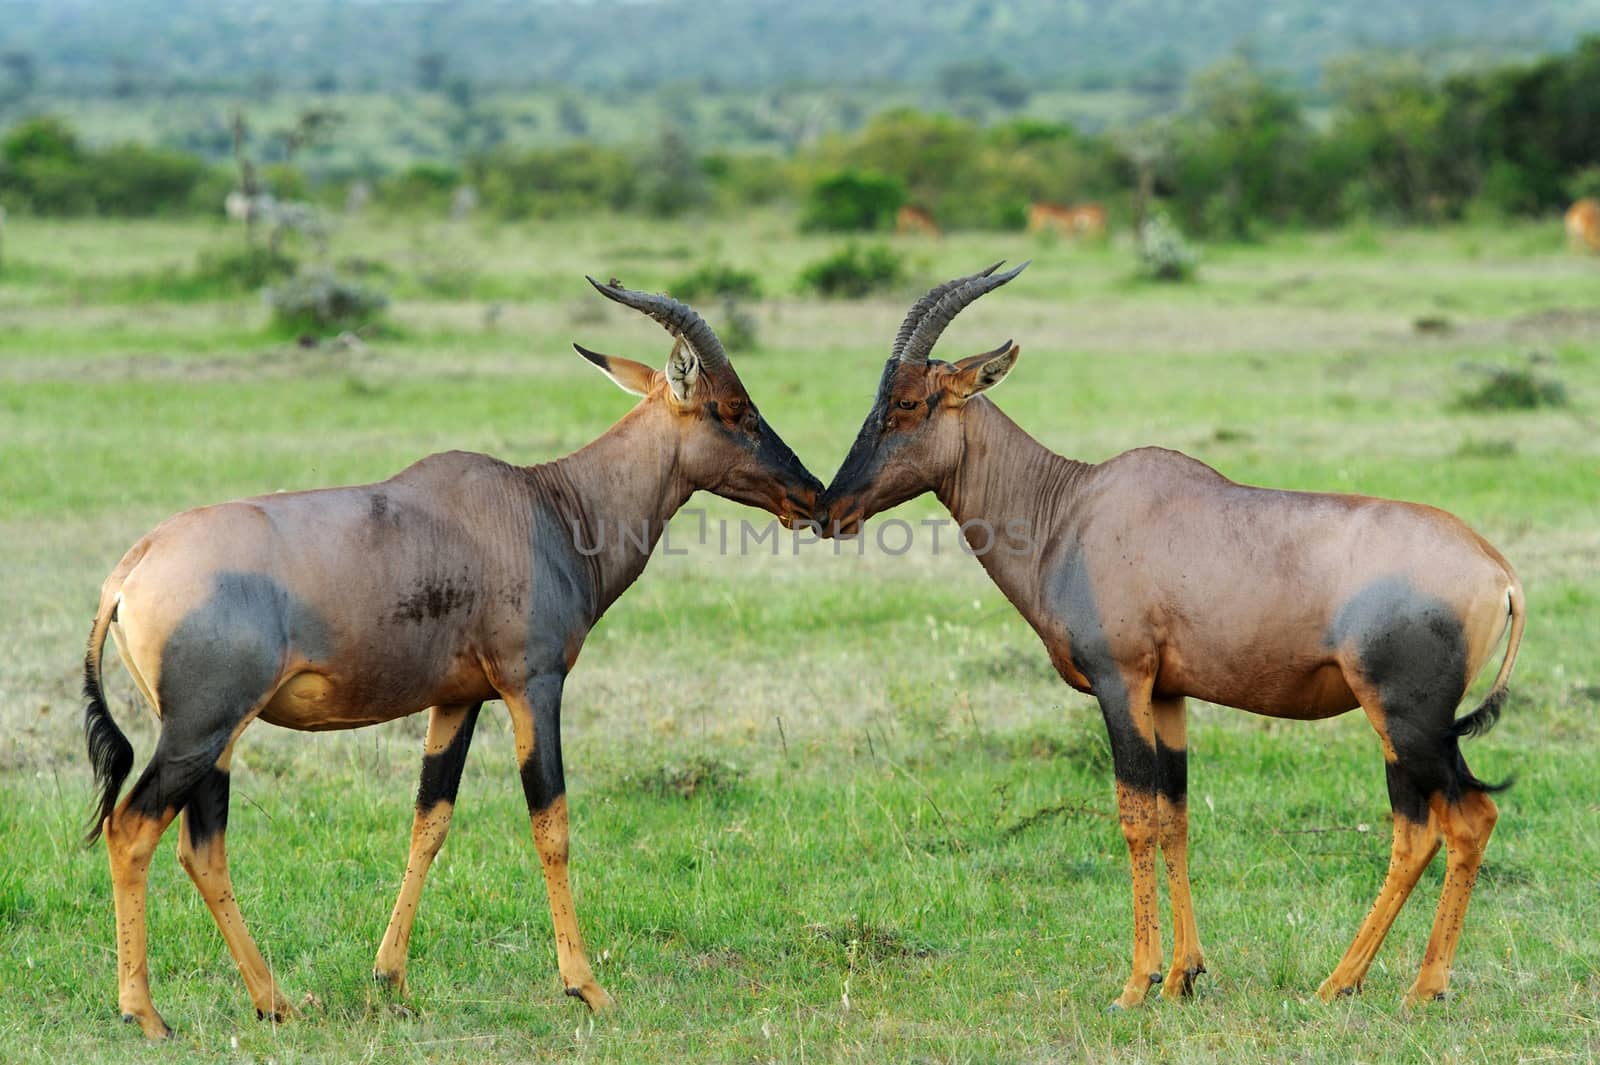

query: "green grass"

left=1, top=213, right=1598, bottom=1062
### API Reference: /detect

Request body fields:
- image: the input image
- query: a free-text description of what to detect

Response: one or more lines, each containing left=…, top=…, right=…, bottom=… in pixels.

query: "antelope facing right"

left=83, top=278, right=820, bottom=1038
left=819, top=263, right=1523, bottom=1009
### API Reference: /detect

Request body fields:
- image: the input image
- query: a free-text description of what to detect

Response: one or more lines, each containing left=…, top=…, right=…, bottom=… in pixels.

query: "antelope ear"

left=575, top=343, right=658, bottom=396
left=663, top=336, right=700, bottom=402
left=946, top=340, right=1020, bottom=400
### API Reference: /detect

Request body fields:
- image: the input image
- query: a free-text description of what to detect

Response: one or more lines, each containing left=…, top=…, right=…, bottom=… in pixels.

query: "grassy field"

left=1, top=212, right=1597, bottom=1063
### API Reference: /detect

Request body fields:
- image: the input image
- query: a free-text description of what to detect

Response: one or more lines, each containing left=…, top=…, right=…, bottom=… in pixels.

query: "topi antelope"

left=1027, top=202, right=1108, bottom=239
left=82, top=278, right=821, bottom=1039
left=1565, top=198, right=1600, bottom=254
left=818, top=263, right=1524, bottom=1009
left=896, top=204, right=943, bottom=239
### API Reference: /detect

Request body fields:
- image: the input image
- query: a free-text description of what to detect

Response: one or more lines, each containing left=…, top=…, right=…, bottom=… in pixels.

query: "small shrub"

left=800, top=170, right=905, bottom=232
left=634, top=755, right=743, bottom=800
left=1453, top=437, right=1518, bottom=459
left=193, top=246, right=296, bottom=292
left=1453, top=365, right=1569, bottom=412
left=266, top=266, right=388, bottom=336
left=1135, top=212, right=1198, bottom=282
left=798, top=243, right=904, bottom=299
left=717, top=298, right=760, bottom=353
left=671, top=261, right=763, bottom=301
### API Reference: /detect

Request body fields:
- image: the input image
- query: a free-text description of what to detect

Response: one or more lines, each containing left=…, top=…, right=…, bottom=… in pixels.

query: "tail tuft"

left=83, top=647, right=133, bottom=845
left=1452, top=686, right=1507, bottom=741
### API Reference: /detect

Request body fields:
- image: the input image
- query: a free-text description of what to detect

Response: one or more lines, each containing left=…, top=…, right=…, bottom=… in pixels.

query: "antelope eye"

left=895, top=400, right=918, bottom=411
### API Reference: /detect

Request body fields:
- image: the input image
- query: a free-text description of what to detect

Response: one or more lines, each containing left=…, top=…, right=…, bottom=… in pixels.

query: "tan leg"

left=1406, top=790, right=1498, bottom=1004
left=175, top=750, right=293, bottom=1023
left=374, top=703, right=481, bottom=993
left=1096, top=669, right=1165, bottom=1011
left=505, top=679, right=610, bottom=1010
left=1152, top=697, right=1205, bottom=999
left=105, top=803, right=178, bottom=1039
left=1113, top=779, right=1164, bottom=1008
left=1318, top=790, right=1441, bottom=1000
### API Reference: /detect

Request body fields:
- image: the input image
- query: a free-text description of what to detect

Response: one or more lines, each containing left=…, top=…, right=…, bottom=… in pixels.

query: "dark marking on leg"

left=519, top=715, right=566, bottom=815
left=1385, top=759, right=1430, bottom=826
left=1155, top=739, right=1186, bottom=807
left=417, top=705, right=481, bottom=811
left=184, top=767, right=230, bottom=849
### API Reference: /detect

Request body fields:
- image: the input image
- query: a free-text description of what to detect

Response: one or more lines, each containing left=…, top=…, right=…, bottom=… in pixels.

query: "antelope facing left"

left=82, top=278, right=821, bottom=1039
left=819, top=263, right=1523, bottom=1010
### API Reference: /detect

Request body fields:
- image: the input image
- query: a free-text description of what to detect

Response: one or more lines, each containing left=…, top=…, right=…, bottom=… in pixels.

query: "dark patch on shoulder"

left=526, top=503, right=599, bottom=676
left=1046, top=548, right=1155, bottom=790
left=393, top=576, right=477, bottom=623
left=369, top=492, right=389, bottom=521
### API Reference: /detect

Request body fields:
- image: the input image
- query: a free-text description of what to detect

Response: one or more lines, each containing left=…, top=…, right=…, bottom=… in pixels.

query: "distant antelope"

left=1565, top=198, right=1599, bottom=253
left=83, top=279, right=821, bottom=1038
left=896, top=204, right=942, bottom=239
left=819, top=263, right=1523, bottom=1009
left=1028, top=201, right=1107, bottom=239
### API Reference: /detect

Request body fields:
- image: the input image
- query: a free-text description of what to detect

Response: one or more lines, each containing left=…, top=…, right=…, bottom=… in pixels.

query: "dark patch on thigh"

left=1330, top=577, right=1473, bottom=803
left=1328, top=577, right=1468, bottom=734
left=369, top=492, right=389, bottom=521
left=140, top=572, right=331, bottom=817
left=157, top=571, right=331, bottom=722
left=183, top=767, right=231, bottom=848
left=416, top=705, right=482, bottom=812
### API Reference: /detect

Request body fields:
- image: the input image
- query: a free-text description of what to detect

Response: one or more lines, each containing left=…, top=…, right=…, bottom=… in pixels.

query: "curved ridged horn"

left=899, top=261, right=1029, bottom=366
left=584, top=275, right=729, bottom=370
left=890, top=260, right=1005, bottom=360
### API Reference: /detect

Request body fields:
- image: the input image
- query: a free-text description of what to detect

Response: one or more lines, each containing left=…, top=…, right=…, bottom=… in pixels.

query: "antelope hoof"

left=1162, top=962, right=1206, bottom=1000
left=1316, top=976, right=1361, bottom=1002
left=256, top=996, right=296, bottom=1025
left=565, top=981, right=613, bottom=1012
left=121, top=1009, right=174, bottom=1041
left=1403, top=985, right=1449, bottom=1007
left=1110, top=975, right=1160, bottom=1011
left=373, top=968, right=407, bottom=995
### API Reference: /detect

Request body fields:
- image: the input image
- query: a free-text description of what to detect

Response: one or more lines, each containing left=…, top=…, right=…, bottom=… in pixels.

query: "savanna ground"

left=1, top=212, right=1597, bottom=1063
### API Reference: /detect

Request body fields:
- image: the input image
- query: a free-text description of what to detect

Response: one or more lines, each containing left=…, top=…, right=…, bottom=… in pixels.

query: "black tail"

left=1451, top=686, right=1507, bottom=741
left=1450, top=689, right=1515, bottom=795
left=1452, top=735, right=1515, bottom=795
left=1452, top=582, right=1523, bottom=744
left=83, top=642, right=133, bottom=845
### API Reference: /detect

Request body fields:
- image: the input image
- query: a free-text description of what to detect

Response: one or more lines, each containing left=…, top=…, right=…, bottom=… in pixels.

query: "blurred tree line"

left=5, top=38, right=1600, bottom=234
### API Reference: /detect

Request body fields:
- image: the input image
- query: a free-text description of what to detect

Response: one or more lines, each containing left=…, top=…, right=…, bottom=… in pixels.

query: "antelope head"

left=819, top=262, right=1028, bottom=535
left=578, top=277, right=821, bottom=528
